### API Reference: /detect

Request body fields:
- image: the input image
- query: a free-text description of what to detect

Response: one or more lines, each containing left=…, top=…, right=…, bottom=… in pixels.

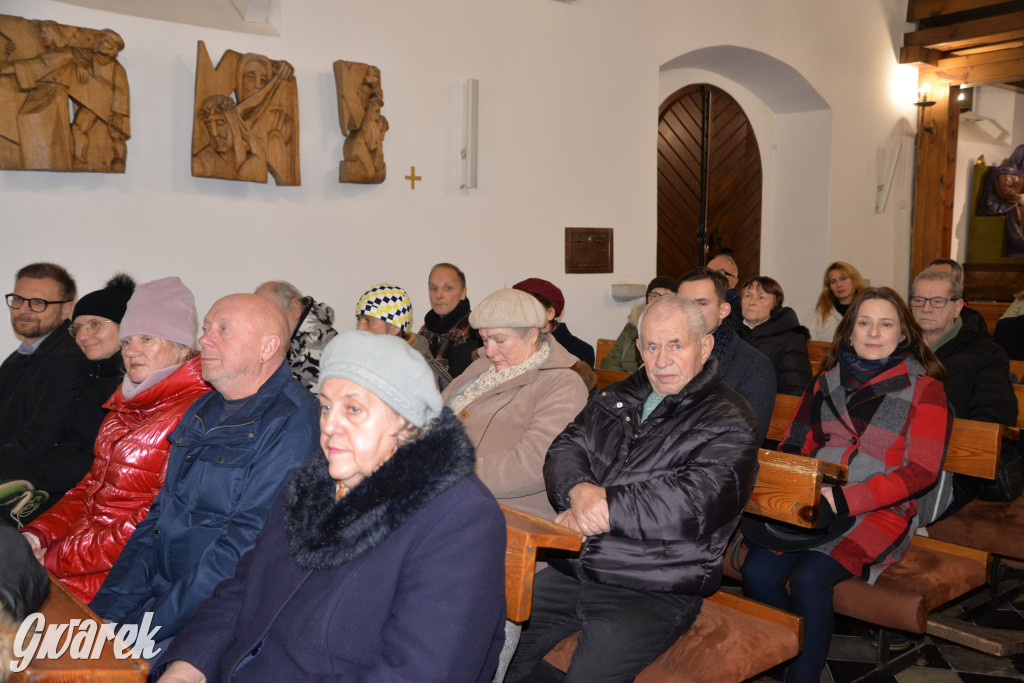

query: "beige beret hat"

left=469, top=288, right=547, bottom=329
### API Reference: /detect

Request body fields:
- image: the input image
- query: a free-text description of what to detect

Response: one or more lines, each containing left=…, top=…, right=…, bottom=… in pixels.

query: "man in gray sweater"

left=678, top=268, right=776, bottom=443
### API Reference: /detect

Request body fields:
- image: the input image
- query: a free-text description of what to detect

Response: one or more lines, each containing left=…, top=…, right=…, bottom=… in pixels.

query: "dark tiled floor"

left=751, top=572, right=1024, bottom=683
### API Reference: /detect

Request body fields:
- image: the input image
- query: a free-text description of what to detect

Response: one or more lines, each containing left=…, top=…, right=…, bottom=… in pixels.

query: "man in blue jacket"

left=507, top=295, right=760, bottom=682
left=90, top=294, right=319, bottom=653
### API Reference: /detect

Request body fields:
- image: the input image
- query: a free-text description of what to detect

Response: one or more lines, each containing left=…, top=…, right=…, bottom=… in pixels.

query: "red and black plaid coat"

left=779, top=357, right=951, bottom=583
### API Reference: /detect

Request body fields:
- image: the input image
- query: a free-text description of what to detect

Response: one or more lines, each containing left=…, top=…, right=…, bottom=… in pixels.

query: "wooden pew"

left=540, top=450, right=831, bottom=681
left=594, top=338, right=615, bottom=370
left=760, top=391, right=1013, bottom=661
left=11, top=576, right=149, bottom=682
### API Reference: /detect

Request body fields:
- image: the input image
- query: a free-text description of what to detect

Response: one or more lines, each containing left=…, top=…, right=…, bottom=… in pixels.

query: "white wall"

left=2, top=0, right=918, bottom=353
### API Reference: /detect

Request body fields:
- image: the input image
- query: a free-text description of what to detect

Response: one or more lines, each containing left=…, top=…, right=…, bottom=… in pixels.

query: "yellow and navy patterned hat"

left=356, top=284, right=413, bottom=332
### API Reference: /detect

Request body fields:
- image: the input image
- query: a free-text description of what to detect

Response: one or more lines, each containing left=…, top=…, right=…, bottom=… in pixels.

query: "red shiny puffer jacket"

left=22, top=356, right=211, bottom=602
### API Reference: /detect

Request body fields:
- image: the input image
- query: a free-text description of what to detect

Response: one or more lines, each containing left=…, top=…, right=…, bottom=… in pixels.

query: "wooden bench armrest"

left=503, top=506, right=584, bottom=623
left=746, top=449, right=849, bottom=528
left=16, top=575, right=149, bottom=680
left=706, top=590, right=803, bottom=640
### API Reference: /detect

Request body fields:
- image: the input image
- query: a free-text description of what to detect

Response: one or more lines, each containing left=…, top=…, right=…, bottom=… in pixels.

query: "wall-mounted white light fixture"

left=461, top=78, right=479, bottom=189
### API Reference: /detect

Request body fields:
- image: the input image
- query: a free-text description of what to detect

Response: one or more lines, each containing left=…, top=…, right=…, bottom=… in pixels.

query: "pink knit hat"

left=118, top=277, right=197, bottom=347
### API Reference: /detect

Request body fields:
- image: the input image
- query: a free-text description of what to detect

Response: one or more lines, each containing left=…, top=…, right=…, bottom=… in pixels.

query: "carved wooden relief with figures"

left=0, top=14, right=130, bottom=172
left=192, top=41, right=300, bottom=185
left=333, top=60, right=388, bottom=184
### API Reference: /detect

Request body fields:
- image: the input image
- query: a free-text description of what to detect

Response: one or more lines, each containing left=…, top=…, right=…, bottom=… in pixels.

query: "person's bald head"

left=198, top=294, right=290, bottom=399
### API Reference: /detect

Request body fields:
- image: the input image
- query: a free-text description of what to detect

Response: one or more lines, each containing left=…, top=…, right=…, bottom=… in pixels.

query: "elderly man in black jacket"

left=911, top=267, right=1017, bottom=514
left=506, top=295, right=760, bottom=682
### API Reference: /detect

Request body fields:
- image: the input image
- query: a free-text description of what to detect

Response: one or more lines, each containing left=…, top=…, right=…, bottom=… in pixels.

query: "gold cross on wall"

left=405, top=166, right=422, bottom=189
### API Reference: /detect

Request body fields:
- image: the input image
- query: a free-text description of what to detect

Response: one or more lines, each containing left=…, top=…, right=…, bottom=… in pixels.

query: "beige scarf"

left=447, top=342, right=550, bottom=414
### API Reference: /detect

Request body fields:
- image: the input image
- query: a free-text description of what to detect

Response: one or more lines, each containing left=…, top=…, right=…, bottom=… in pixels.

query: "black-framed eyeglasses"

left=69, top=319, right=115, bottom=337
left=5, top=294, right=71, bottom=313
left=909, top=295, right=959, bottom=309
left=713, top=268, right=737, bottom=280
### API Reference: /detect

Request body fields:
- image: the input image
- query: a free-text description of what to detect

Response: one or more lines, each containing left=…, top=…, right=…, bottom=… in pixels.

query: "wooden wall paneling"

left=910, top=77, right=960, bottom=281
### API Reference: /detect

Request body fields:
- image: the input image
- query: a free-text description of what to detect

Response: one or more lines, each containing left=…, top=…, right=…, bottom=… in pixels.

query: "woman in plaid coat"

left=742, top=287, right=951, bottom=683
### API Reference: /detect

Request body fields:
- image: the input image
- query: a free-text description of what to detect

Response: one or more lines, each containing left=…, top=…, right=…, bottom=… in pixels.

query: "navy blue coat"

left=90, top=362, right=318, bottom=639
left=160, top=408, right=506, bottom=682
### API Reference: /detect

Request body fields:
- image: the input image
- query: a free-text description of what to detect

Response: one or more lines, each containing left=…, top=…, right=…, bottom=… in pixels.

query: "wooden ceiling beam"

left=908, top=0, right=1022, bottom=22
left=900, top=45, right=942, bottom=66
left=937, top=45, right=1024, bottom=68
left=931, top=54, right=1024, bottom=85
left=904, top=12, right=1024, bottom=52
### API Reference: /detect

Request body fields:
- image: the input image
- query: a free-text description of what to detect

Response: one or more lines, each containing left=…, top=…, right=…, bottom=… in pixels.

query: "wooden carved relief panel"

left=0, top=14, right=129, bottom=172
left=192, top=41, right=299, bottom=185
left=333, top=60, right=387, bottom=184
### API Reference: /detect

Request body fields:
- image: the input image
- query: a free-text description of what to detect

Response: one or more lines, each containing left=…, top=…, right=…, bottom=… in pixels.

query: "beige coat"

left=442, top=336, right=588, bottom=520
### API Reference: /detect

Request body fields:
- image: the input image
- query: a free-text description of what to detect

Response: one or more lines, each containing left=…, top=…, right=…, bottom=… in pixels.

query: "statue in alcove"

left=333, top=60, right=388, bottom=184
left=191, top=41, right=299, bottom=185
left=0, top=14, right=129, bottom=172
left=979, top=144, right=1024, bottom=257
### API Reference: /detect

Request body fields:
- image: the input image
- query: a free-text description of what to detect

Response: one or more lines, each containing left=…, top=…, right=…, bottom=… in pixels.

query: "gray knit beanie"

left=118, top=277, right=197, bottom=347
left=318, top=330, right=442, bottom=430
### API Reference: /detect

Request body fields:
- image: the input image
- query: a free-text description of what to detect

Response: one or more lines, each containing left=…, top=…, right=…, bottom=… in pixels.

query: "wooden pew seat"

left=543, top=591, right=801, bottom=683
left=540, top=450, right=826, bottom=681
left=928, top=493, right=1024, bottom=563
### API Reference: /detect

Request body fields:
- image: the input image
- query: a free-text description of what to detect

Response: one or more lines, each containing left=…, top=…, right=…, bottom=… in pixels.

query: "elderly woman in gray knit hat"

left=156, top=330, right=507, bottom=683
left=442, top=288, right=588, bottom=521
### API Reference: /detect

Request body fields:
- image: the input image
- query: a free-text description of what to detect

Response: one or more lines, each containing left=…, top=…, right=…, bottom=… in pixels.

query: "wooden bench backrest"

left=807, top=340, right=831, bottom=365
left=767, top=392, right=1006, bottom=480
left=1008, top=360, right=1024, bottom=380
left=595, top=338, right=615, bottom=369
left=968, top=301, right=1007, bottom=335
left=1014, top=384, right=1024, bottom=429
left=594, top=368, right=630, bottom=390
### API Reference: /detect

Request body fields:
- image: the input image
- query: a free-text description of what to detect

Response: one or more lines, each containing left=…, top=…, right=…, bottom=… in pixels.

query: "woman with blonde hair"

left=806, top=262, right=866, bottom=342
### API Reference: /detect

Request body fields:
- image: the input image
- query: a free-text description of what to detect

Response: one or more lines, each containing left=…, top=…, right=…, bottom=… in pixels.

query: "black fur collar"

left=283, top=407, right=476, bottom=570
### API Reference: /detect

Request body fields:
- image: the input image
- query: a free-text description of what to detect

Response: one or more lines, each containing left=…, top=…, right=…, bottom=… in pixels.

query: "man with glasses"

left=911, top=267, right=1016, bottom=515
left=707, top=253, right=741, bottom=311
left=0, top=263, right=91, bottom=522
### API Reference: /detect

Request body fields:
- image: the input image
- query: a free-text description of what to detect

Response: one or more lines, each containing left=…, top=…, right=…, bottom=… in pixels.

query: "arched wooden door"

left=657, top=84, right=762, bottom=282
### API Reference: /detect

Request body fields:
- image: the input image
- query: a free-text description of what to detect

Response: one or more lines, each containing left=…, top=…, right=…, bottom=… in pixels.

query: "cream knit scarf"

left=447, top=342, right=550, bottom=414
